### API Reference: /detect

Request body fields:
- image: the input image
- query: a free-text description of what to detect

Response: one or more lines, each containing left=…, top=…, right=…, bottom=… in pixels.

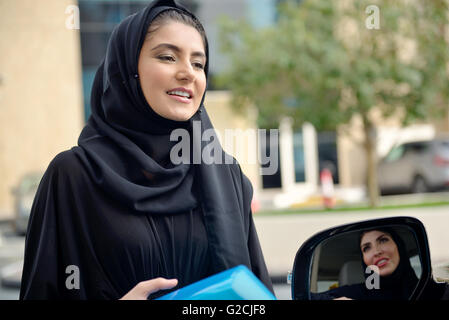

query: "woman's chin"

left=172, top=114, right=195, bottom=122
left=159, top=109, right=198, bottom=122
left=379, top=268, right=394, bottom=277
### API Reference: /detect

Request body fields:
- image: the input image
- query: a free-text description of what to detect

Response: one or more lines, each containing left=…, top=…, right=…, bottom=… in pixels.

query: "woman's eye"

left=362, top=246, right=370, bottom=253
left=379, top=237, right=389, bottom=243
left=158, top=55, right=175, bottom=62
left=192, top=62, right=204, bottom=69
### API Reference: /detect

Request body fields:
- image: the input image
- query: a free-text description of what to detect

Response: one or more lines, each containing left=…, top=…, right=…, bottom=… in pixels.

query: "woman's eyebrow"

left=361, top=242, right=370, bottom=249
left=376, top=233, right=387, bottom=241
left=151, top=43, right=206, bottom=59
left=361, top=233, right=388, bottom=248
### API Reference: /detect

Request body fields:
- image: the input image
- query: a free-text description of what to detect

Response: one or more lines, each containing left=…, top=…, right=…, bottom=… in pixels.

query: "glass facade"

left=293, top=131, right=305, bottom=183
left=317, top=131, right=339, bottom=184
left=247, top=0, right=276, bottom=29
left=79, top=1, right=148, bottom=121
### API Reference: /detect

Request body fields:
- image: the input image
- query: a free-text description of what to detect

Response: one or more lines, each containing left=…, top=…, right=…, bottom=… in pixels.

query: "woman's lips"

left=167, top=94, right=191, bottom=104
left=375, top=258, right=389, bottom=268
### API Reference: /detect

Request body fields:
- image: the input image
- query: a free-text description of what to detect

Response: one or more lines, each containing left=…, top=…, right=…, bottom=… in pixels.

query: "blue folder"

left=156, top=265, right=277, bottom=300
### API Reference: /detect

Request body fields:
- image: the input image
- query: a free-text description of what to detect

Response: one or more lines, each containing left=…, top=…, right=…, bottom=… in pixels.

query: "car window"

left=409, top=142, right=429, bottom=153
left=385, top=145, right=405, bottom=162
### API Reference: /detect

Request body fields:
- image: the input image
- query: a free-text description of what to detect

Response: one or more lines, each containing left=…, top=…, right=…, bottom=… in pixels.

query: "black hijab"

left=73, top=0, right=255, bottom=274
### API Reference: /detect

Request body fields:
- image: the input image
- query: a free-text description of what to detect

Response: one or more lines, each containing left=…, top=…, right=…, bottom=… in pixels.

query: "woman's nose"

left=373, top=244, right=383, bottom=256
left=175, top=61, right=195, bottom=82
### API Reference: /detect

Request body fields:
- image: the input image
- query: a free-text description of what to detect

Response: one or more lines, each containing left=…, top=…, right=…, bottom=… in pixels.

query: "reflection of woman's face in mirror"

left=360, top=230, right=400, bottom=277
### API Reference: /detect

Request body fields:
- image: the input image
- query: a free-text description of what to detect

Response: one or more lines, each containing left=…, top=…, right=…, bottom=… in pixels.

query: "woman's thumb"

left=141, top=278, right=178, bottom=296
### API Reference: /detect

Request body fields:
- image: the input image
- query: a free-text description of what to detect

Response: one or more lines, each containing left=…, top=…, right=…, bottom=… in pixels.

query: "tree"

left=217, top=0, right=449, bottom=207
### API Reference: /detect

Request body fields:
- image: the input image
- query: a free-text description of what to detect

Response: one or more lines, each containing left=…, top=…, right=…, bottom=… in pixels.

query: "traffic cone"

left=320, top=168, right=335, bottom=209
left=251, top=198, right=260, bottom=213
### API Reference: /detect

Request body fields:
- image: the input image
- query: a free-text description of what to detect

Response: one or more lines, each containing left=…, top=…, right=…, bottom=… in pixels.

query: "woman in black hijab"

left=20, top=0, right=273, bottom=300
left=312, top=228, right=419, bottom=300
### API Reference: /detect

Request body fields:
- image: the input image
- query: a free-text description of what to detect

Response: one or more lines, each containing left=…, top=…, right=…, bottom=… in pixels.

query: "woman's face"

left=138, top=21, right=207, bottom=121
left=360, top=230, right=400, bottom=277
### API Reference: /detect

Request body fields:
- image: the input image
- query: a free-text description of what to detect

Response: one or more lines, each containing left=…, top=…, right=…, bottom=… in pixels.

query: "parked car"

left=377, top=138, right=449, bottom=194
left=11, top=172, right=43, bottom=236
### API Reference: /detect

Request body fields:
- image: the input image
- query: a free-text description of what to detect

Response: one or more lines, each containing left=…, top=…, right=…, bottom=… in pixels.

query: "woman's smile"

left=166, top=87, right=194, bottom=103
left=374, top=257, right=389, bottom=268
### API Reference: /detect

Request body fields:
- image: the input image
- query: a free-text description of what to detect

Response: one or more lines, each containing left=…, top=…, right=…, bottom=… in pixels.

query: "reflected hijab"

left=73, top=0, right=253, bottom=272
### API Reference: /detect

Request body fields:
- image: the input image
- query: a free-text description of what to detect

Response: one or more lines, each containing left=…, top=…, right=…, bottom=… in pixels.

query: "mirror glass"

left=309, top=226, right=422, bottom=300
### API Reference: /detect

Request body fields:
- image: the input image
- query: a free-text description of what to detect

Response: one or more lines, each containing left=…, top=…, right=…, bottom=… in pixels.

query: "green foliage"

left=217, top=0, right=449, bottom=130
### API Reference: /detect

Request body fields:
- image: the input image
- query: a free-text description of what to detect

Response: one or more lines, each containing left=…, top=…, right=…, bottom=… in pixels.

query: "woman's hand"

left=119, top=278, right=178, bottom=300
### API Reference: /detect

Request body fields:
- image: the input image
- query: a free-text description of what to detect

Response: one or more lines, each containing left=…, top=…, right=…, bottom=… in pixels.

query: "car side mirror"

left=291, top=216, right=433, bottom=300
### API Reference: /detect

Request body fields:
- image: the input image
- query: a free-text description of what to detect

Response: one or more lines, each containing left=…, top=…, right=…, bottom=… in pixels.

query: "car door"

left=378, top=144, right=409, bottom=190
